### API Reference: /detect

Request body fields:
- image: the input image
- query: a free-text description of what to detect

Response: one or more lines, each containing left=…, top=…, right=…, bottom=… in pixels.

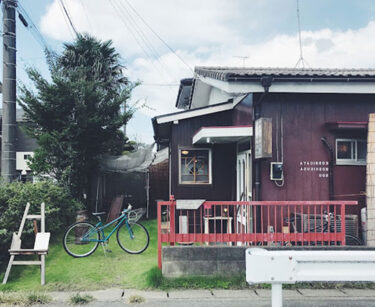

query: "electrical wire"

left=113, top=0, right=179, bottom=86
left=109, top=0, right=176, bottom=94
left=123, top=0, right=194, bottom=74
left=78, top=0, right=93, bottom=32
left=56, top=0, right=75, bottom=40
left=60, top=0, right=78, bottom=36
left=17, top=2, right=51, bottom=52
left=58, top=0, right=78, bottom=38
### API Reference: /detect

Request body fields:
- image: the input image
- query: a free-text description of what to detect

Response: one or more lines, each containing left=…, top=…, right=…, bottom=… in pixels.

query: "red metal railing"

left=157, top=196, right=358, bottom=268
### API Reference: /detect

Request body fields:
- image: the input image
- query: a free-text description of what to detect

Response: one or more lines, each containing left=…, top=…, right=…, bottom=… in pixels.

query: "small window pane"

left=180, top=149, right=210, bottom=184
left=357, top=141, right=367, bottom=161
left=337, top=141, right=352, bottom=159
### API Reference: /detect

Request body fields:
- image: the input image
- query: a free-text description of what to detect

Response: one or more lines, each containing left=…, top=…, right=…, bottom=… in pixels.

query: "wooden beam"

left=12, top=261, right=41, bottom=265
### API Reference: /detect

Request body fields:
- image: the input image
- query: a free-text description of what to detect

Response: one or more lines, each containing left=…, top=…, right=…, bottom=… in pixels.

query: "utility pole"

left=2, top=0, right=17, bottom=182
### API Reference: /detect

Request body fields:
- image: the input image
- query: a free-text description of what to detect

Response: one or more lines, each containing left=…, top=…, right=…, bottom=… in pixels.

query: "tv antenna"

left=233, top=56, right=249, bottom=67
left=295, top=0, right=309, bottom=68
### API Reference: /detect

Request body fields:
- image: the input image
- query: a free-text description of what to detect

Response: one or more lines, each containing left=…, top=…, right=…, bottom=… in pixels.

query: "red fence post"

left=341, top=203, right=346, bottom=245
left=169, top=195, right=176, bottom=246
left=157, top=200, right=162, bottom=269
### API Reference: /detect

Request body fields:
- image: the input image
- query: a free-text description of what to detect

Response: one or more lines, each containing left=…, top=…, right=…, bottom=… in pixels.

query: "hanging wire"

left=17, top=2, right=52, bottom=52
left=57, top=0, right=77, bottom=39
left=294, top=0, right=310, bottom=68
left=78, top=0, right=93, bottom=32
left=109, top=0, right=177, bottom=94
left=123, top=0, right=194, bottom=74
left=115, top=0, right=180, bottom=85
left=60, top=0, right=78, bottom=36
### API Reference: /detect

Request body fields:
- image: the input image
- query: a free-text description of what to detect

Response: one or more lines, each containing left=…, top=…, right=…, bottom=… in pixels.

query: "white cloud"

left=40, top=1, right=375, bottom=141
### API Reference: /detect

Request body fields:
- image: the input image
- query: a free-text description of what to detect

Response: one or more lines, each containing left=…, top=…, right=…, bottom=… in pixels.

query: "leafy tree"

left=19, top=34, right=137, bottom=205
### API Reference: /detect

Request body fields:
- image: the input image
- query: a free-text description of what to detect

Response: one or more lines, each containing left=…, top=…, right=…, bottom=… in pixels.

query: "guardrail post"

left=272, top=283, right=283, bottom=307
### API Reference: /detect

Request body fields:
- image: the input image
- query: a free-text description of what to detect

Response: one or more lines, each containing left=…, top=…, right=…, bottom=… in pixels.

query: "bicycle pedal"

left=105, top=249, right=112, bottom=253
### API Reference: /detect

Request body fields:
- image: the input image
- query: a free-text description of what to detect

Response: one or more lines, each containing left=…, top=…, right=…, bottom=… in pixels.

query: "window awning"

left=192, top=126, right=253, bottom=144
left=326, top=121, right=368, bottom=130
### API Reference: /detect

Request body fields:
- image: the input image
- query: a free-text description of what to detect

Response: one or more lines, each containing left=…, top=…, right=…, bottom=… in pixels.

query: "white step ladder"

left=2, top=202, right=50, bottom=285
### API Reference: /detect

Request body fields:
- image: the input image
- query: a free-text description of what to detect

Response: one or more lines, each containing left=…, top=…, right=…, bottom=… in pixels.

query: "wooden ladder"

left=2, top=202, right=50, bottom=285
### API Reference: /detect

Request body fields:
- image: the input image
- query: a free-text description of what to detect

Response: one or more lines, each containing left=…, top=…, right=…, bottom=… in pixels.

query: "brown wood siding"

left=258, top=93, right=374, bottom=216
left=170, top=110, right=236, bottom=200
left=232, top=94, right=253, bottom=126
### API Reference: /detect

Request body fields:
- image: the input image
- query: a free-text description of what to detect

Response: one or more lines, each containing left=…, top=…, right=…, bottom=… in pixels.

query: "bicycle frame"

left=82, top=211, right=133, bottom=243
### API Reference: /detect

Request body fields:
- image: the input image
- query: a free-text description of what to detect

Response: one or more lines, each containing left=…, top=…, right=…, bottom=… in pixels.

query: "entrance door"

left=236, top=151, right=252, bottom=234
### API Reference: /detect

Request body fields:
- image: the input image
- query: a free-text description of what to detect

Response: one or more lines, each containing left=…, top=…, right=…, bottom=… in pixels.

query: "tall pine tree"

left=19, top=34, right=136, bottom=205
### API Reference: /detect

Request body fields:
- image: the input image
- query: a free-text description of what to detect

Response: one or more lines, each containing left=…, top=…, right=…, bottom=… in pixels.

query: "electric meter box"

left=270, top=162, right=283, bottom=181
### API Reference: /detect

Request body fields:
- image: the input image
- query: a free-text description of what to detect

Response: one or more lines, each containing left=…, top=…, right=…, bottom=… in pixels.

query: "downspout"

left=321, top=137, right=334, bottom=201
left=254, top=76, right=273, bottom=201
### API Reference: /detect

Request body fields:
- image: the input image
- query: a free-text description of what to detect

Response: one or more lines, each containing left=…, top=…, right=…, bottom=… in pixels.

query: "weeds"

left=0, top=292, right=51, bottom=306
left=128, top=295, right=145, bottom=304
left=69, top=293, right=94, bottom=305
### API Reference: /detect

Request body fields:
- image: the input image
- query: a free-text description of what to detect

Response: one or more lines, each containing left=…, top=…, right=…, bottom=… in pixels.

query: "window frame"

left=178, top=147, right=212, bottom=185
left=336, top=138, right=366, bottom=166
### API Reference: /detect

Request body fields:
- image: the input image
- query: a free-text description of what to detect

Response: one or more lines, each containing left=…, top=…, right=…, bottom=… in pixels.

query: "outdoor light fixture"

left=181, top=150, right=189, bottom=155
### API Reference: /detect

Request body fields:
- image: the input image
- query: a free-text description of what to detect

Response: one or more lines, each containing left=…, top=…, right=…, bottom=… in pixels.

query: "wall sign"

left=299, top=161, right=329, bottom=178
left=255, top=118, right=272, bottom=159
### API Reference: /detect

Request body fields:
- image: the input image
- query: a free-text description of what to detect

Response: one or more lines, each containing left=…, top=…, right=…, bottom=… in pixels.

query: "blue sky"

left=9, top=0, right=375, bottom=144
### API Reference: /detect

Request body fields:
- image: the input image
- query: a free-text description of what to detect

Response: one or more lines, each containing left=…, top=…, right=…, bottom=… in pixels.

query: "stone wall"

left=162, top=246, right=246, bottom=277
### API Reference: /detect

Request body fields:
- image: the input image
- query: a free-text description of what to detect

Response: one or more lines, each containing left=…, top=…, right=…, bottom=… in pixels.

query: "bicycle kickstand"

left=101, top=241, right=112, bottom=256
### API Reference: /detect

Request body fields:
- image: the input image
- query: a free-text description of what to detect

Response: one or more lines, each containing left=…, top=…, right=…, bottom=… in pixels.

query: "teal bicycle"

left=63, top=205, right=149, bottom=258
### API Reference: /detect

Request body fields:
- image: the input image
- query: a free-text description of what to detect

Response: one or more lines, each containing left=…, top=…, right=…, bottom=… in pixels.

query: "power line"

left=57, top=0, right=74, bottom=39
left=123, top=0, right=194, bottom=74
left=114, top=0, right=178, bottom=84
left=78, top=0, right=93, bottom=32
left=17, top=2, right=51, bottom=52
left=58, top=0, right=78, bottom=37
left=109, top=0, right=177, bottom=94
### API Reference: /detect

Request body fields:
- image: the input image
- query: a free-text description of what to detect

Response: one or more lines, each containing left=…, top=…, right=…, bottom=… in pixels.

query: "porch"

left=157, top=197, right=358, bottom=269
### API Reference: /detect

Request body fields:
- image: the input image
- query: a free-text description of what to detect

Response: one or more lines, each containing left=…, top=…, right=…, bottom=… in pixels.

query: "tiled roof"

left=195, top=67, right=375, bottom=81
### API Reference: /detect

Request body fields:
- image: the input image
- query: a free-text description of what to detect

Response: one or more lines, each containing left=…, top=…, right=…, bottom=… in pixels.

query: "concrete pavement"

left=35, top=288, right=375, bottom=306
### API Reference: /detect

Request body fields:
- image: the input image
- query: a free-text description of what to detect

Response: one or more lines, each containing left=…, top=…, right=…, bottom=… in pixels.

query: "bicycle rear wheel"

left=63, top=222, right=99, bottom=258
left=116, top=222, right=149, bottom=254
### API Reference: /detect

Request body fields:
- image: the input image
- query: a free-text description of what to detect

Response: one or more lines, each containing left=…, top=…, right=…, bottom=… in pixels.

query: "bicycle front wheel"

left=63, top=222, right=99, bottom=258
left=116, top=222, right=150, bottom=254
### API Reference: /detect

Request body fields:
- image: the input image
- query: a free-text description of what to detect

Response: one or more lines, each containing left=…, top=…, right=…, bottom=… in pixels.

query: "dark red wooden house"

left=152, top=67, right=375, bottom=244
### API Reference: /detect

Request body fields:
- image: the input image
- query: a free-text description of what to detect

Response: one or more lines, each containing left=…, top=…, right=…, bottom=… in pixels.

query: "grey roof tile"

left=195, top=66, right=375, bottom=81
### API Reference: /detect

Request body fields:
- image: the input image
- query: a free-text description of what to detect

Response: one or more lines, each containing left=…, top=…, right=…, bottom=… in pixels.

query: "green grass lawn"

left=0, top=219, right=158, bottom=292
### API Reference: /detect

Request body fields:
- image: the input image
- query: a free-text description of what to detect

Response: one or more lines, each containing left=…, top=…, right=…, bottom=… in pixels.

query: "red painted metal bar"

left=157, top=198, right=358, bottom=269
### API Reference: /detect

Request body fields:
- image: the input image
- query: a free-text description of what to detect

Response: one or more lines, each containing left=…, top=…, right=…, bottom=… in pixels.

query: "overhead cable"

left=59, top=0, right=78, bottom=37
left=17, top=2, right=52, bottom=52
left=123, top=0, right=194, bottom=73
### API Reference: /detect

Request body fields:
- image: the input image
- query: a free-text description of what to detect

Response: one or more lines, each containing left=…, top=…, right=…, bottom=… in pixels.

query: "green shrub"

left=0, top=180, right=82, bottom=262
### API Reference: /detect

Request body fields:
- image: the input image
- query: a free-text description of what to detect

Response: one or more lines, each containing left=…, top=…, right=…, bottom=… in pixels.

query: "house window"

left=24, top=154, right=31, bottom=160
left=336, top=139, right=366, bottom=165
left=179, top=149, right=211, bottom=184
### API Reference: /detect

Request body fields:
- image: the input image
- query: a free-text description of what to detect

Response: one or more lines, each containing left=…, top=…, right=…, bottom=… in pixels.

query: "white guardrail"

left=245, top=248, right=375, bottom=307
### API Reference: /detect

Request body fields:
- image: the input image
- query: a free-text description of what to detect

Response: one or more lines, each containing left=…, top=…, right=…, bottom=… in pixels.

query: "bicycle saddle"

left=92, top=211, right=106, bottom=216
